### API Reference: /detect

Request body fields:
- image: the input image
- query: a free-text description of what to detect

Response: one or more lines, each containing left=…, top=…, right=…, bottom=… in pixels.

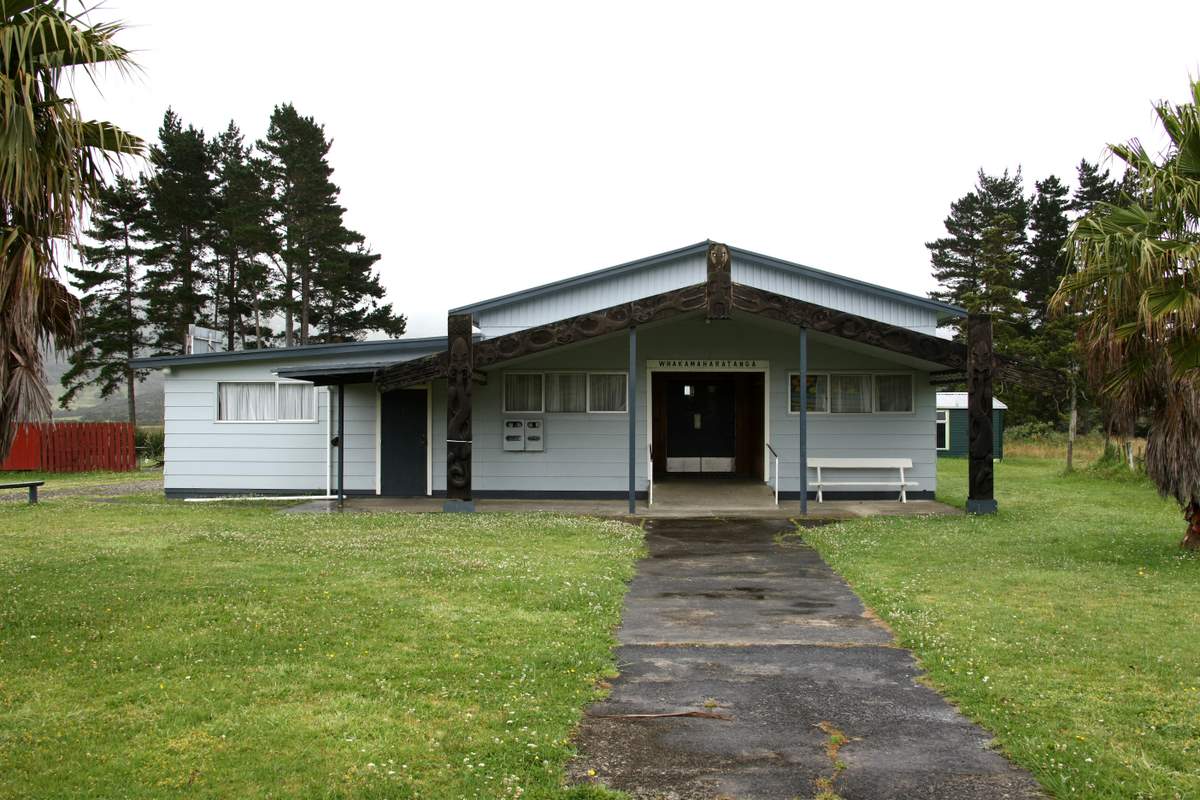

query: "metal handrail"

left=647, top=442, right=654, bottom=505
left=764, top=443, right=779, bottom=506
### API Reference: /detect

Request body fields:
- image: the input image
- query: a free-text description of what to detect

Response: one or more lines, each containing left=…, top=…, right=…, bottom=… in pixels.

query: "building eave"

left=129, top=336, right=449, bottom=370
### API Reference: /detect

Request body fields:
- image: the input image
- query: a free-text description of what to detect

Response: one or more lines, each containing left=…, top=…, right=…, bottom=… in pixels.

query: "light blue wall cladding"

left=731, top=255, right=941, bottom=335
left=472, top=251, right=708, bottom=337
left=162, top=355, right=391, bottom=495
left=455, top=314, right=937, bottom=495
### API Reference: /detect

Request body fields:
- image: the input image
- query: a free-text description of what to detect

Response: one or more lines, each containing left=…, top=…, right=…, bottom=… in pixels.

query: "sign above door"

left=647, top=359, right=766, bottom=371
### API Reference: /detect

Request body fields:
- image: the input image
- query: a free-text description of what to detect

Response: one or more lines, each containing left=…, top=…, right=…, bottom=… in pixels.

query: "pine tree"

left=1022, top=175, right=1071, bottom=322
left=212, top=121, right=277, bottom=349
left=1071, top=159, right=1119, bottom=216
left=141, top=109, right=217, bottom=353
left=60, top=176, right=150, bottom=424
left=927, top=168, right=1029, bottom=343
left=260, top=103, right=404, bottom=344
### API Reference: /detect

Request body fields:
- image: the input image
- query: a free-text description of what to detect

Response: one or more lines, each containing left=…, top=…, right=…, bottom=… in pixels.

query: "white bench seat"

left=807, top=458, right=916, bottom=503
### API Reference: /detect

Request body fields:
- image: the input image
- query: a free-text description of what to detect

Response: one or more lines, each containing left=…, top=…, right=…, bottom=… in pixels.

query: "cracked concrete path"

left=570, top=518, right=1042, bottom=800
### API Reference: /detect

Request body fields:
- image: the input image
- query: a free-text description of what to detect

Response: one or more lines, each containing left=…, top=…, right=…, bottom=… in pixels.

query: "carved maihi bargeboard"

left=731, top=284, right=970, bottom=371
left=473, top=284, right=707, bottom=368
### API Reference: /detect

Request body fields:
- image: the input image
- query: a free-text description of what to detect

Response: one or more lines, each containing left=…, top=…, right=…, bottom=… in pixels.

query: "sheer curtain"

left=218, top=382, right=276, bottom=421
left=830, top=374, right=872, bottom=413
left=505, top=373, right=543, bottom=412
left=875, top=375, right=913, bottom=412
left=278, top=383, right=316, bottom=420
left=546, top=373, right=587, bottom=412
left=588, top=373, right=627, bottom=412
left=791, top=374, right=828, bottom=412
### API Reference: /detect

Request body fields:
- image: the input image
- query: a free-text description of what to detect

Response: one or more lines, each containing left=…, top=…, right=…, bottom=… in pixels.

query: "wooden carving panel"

left=706, top=242, right=732, bottom=320
left=473, top=285, right=707, bottom=368
left=375, top=352, right=446, bottom=393
left=967, top=313, right=996, bottom=512
left=732, top=283, right=970, bottom=370
left=445, top=313, right=473, bottom=500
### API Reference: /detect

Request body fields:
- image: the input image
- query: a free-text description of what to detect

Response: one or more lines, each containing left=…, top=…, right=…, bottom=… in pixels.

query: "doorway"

left=380, top=389, right=428, bottom=496
left=651, top=372, right=764, bottom=480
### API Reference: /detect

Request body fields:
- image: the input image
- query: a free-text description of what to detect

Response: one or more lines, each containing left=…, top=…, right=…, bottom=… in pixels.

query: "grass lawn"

left=0, top=493, right=642, bottom=798
left=804, top=457, right=1200, bottom=800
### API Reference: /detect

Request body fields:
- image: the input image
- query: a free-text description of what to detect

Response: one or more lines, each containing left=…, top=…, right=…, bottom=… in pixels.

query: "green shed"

left=936, top=392, right=1006, bottom=459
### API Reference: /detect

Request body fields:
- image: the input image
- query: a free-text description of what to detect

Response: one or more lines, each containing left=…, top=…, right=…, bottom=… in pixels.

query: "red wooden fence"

left=1, top=422, right=136, bottom=472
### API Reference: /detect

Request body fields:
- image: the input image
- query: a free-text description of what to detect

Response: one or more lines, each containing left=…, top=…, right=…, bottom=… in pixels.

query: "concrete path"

left=570, top=518, right=1042, bottom=800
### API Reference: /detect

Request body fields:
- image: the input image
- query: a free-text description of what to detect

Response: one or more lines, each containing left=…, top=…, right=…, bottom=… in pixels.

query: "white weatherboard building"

left=134, top=241, right=1006, bottom=511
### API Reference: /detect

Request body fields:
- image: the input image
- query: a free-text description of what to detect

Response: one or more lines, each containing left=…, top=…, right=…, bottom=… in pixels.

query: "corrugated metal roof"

left=450, top=240, right=966, bottom=320
left=937, top=392, right=1008, bottom=410
left=129, top=336, right=448, bottom=369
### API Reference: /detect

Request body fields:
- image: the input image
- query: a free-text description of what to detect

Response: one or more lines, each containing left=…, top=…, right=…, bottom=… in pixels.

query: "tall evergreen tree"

left=1022, top=175, right=1071, bottom=322
left=927, top=168, right=1029, bottom=342
left=1071, top=159, right=1119, bottom=216
left=141, top=109, right=217, bottom=353
left=60, top=177, right=150, bottom=424
left=212, top=121, right=277, bottom=349
left=260, top=103, right=404, bottom=344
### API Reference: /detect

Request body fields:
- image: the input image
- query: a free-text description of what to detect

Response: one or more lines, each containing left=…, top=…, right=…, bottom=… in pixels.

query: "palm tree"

left=1054, top=78, right=1200, bottom=549
left=0, top=1, right=142, bottom=460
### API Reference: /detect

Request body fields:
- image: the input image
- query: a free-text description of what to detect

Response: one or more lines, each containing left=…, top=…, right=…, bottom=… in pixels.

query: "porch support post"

left=799, top=326, right=808, bottom=515
left=444, top=313, right=475, bottom=512
left=337, top=382, right=345, bottom=508
left=966, top=313, right=997, bottom=514
left=628, top=326, right=638, bottom=515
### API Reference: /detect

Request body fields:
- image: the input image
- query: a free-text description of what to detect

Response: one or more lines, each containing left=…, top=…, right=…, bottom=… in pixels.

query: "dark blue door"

left=380, top=389, right=427, bottom=496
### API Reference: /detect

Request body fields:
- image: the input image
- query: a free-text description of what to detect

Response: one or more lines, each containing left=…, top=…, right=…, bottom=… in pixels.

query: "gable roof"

left=129, top=335, right=448, bottom=370
left=450, top=240, right=965, bottom=320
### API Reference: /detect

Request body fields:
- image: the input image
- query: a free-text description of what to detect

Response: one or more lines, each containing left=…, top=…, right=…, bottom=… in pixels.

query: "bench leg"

left=899, top=467, right=906, bottom=503
left=816, top=466, right=823, bottom=503
left=29, top=485, right=37, bottom=504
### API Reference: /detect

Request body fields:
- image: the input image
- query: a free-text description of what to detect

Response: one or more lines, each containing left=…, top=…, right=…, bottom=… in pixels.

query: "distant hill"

left=42, top=347, right=165, bottom=425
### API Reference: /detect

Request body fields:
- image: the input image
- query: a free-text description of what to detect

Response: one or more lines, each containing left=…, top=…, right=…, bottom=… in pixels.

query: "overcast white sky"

left=76, top=1, right=1200, bottom=337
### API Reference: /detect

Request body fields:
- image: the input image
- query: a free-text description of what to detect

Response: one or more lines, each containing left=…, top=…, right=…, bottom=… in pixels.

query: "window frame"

left=501, top=370, right=630, bottom=415
left=787, top=371, right=917, bottom=416
left=586, top=371, right=629, bottom=414
left=872, top=372, right=916, bottom=415
left=502, top=371, right=546, bottom=414
left=936, top=408, right=950, bottom=450
left=214, top=380, right=319, bottom=424
left=544, top=371, right=588, bottom=414
left=787, top=372, right=830, bottom=415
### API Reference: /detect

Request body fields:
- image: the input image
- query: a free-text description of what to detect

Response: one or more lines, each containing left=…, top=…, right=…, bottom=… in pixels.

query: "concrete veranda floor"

left=284, top=478, right=962, bottom=520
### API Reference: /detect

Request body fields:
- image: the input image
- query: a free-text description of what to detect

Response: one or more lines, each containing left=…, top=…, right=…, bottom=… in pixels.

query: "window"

left=217, top=381, right=317, bottom=422
left=875, top=374, right=914, bottom=413
left=830, top=374, right=873, bottom=413
left=936, top=409, right=950, bottom=450
left=545, top=373, right=587, bottom=412
left=789, top=373, right=829, bottom=413
left=504, top=373, right=544, bottom=413
left=588, top=373, right=628, bottom=413
left=278, top=383, right=317, bottom=421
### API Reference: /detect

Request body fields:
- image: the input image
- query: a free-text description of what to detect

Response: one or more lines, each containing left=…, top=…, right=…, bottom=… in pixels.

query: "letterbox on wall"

left=524, top=419, right=544, bottom=451
left=503, top=419, right=525, bottom=451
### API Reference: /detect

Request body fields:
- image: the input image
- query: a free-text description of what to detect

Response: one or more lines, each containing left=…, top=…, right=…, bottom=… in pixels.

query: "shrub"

left=136, top=426, right=164, bottom=463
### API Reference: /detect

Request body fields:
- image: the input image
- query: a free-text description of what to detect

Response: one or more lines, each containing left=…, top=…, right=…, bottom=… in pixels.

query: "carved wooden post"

left=966, top=313, right=997, bottom=514
left=705, top=242, right=732, bottom=320
left=445, top=313, right=474, bottom=512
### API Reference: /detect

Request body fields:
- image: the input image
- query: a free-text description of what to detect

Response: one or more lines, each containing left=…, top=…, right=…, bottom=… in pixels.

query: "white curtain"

left=830, top=374, right=872, bottom=413
left=546, top=373, right=587, bottom=412
left=875, top=375, right=913, bottom=412
left=218, top=382, right=276, bottom=421
left=278, top=383, right=316, bottom=420
left=589, top=373, right=627, bottom=412
left=505, top=373, right=543, bottom=412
